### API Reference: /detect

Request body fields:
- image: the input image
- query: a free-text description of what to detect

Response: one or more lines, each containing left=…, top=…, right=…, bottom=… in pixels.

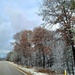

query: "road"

left=0, top=61, right=25, bottom=75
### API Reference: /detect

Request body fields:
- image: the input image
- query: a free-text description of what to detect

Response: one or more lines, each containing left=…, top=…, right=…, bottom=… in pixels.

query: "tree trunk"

left=72, top=44, right=75, bottom=65
left=71, top=41, right=75, bottom=75
left=42, top=51, right=45, bottom=68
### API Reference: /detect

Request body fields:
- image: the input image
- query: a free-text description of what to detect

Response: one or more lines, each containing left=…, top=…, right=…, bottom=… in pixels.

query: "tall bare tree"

left=40, top=0, right=75, bottom=73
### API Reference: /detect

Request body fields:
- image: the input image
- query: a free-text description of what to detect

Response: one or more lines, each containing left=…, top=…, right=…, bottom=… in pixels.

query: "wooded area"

left=6, top=0, right=75, bottom=74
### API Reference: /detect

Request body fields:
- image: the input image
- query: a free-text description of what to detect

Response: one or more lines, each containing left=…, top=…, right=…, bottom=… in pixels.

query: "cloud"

left=0, top=50, right=10, bottom=54
left=0, top=50, right=11, bottom=58
left=0, top=0, right=42, bottom=57
left=0, top=22, right=14, bottom=50
left=3, top=2, right=40, bottom=32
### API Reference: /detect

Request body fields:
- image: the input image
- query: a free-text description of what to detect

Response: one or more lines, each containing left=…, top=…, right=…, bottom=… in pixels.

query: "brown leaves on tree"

left=32, top=27, right=52, bottom=55
left=20, top=30, right=32, bottom=58
left=13, top=30, right=32, bottom=58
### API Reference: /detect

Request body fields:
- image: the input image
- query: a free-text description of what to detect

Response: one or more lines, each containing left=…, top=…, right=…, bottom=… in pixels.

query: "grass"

left=37, top=68, right=55, bottom=75
left=12, top=62, right=63, bottom=75
left=36, top=69, right=63, bottom=75
left=25, top=66, right=31, bottom=68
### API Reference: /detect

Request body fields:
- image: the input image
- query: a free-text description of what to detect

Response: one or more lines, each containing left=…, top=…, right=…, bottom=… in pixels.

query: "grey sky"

left=0, top=0, right=42, bottom=57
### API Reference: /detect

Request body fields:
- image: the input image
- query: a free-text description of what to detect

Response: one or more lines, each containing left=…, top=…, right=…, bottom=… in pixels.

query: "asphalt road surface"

left=0, top=61, right=25, bottom=75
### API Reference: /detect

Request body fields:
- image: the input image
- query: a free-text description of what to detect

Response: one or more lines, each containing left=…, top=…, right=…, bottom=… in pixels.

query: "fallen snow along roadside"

left=21, top=67, right=48, bottom=75
left=9, top=62, right=49, bottom=75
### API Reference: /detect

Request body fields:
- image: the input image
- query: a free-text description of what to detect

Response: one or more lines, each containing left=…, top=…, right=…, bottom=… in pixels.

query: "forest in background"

left=6, top=0, right=75, bottom=74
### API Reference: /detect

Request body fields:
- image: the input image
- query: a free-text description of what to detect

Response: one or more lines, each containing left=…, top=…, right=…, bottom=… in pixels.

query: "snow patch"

left=44, top=23, right=60, bottom=31
left=9, top=62, right=48, bottom=75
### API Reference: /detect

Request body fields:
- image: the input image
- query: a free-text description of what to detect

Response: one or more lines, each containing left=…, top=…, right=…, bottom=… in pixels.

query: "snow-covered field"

left=9, top=62, right=49, bottom=75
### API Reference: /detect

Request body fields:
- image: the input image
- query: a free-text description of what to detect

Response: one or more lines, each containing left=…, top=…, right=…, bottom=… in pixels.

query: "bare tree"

left=32, top=27, right=53, bottom=68
left=40, top=0, right=75, bottom=73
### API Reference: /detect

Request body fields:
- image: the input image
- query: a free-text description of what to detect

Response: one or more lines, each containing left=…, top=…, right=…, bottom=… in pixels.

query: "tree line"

left=6, top=27, right=54, bottom=69
left=6, top=0, right=75, bottom=74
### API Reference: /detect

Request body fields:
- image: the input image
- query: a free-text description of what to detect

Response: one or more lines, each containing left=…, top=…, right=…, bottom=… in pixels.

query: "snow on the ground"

left=9, top=62, right=49, bottom=75
left=21, top=67, right=48, bottom=75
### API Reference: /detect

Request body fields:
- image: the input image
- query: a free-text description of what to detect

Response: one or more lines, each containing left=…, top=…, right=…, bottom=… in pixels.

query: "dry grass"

left=37, top=69, right=64, bottom=75
left=11, top=62, right=63, bottom=75
left=25, top=66, right=31, bottom=68
left=37, top=69, right=55, bottom=75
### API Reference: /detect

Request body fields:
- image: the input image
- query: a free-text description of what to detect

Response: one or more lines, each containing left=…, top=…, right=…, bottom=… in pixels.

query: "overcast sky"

left=0, top=0, right=42, bottom=58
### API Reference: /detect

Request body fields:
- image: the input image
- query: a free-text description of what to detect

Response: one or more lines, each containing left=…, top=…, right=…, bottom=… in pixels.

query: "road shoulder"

left=8, top=62, right=33, bottom=75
